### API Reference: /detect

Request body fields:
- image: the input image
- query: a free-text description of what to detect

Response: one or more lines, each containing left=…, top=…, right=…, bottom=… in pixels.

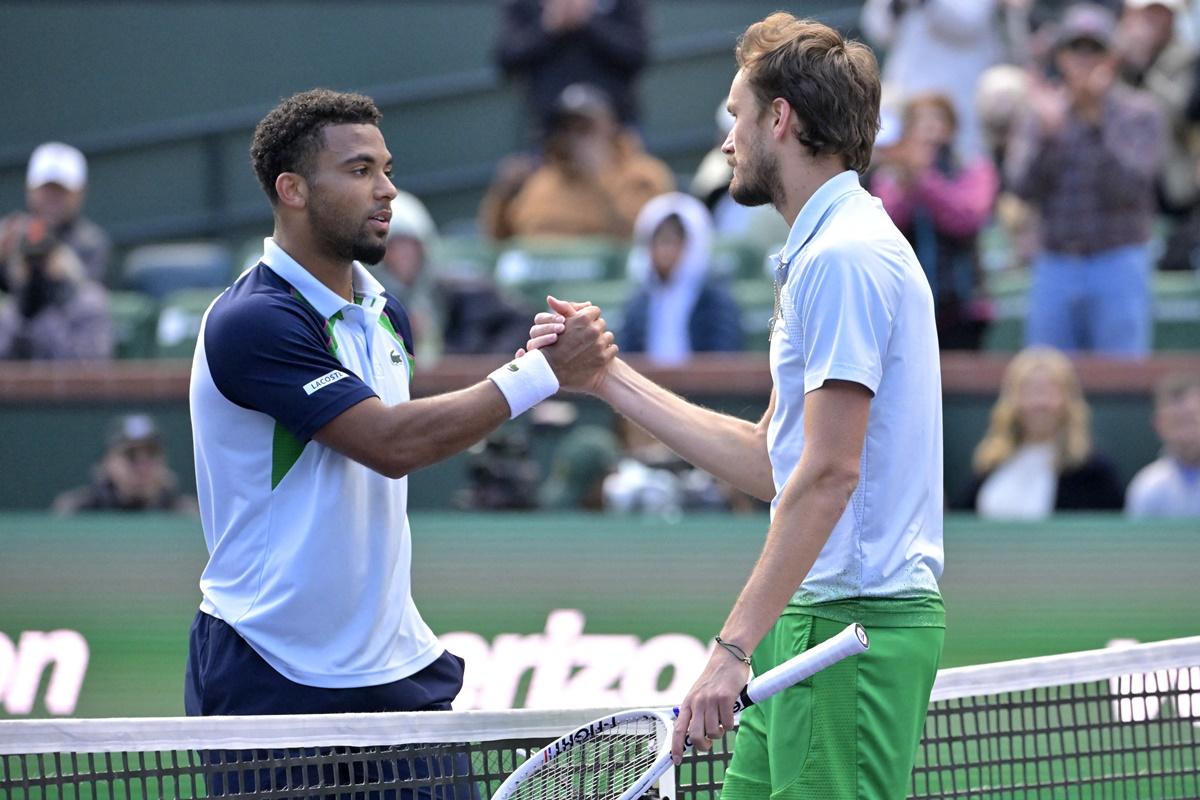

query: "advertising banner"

left=1, top=513, right=1195, bottom=718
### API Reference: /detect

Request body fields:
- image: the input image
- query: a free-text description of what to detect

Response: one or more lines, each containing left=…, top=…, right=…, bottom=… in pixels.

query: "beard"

left=729, top=138, right=784, bottom=209
left=307, top=190, right=387, bottom=265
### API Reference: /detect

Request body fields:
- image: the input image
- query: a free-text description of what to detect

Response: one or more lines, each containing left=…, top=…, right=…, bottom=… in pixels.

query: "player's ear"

left=770, top=98, right=792, bottom=142
left=276, top=172, right=308, bottom=209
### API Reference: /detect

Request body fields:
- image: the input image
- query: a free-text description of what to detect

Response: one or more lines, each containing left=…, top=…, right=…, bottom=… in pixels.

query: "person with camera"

left=0, top=217, right=113, bottom=360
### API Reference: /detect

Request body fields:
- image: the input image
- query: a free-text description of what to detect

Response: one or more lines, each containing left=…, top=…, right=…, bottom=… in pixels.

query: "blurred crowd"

left=4, top=0, right=1198, bottom=519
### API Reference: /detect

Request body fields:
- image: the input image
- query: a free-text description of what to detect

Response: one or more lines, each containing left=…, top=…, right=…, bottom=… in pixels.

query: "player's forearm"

left=319, top=383, right=512, bottom=479
left=387, top=383, right=514, bottom=476
left=717, top=460, right=858, bottom=654
left=596, top=358, right=775, bottom=500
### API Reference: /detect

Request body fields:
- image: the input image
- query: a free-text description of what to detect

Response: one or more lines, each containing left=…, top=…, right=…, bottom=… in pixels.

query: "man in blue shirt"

left=525, top=14, right=945, bottom=799
left=186, top=88, right=615, bottom=718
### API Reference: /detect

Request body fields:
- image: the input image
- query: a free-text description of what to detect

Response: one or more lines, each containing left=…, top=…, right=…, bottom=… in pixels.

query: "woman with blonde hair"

left=958, top=347, right=1124, bottom=517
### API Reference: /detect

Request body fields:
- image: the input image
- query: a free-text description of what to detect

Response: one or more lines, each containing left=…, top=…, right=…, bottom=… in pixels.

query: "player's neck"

left=775, top=157, right=849, bottom=228
left=273, top=228, right=355, bottom=303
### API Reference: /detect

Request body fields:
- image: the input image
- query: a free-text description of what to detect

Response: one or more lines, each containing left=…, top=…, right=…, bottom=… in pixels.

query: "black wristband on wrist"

left=714, top=636, right=752, bottom=665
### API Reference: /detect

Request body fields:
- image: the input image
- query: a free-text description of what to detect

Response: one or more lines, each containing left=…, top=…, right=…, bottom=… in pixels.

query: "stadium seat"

left=434, top=236, right=497, bottom=280
left=122, top=242, right=234, bottom=300
left=496, top=237, right=626, bottom=285
left=711, top=237, right=770, bottom=280
left=1152, top=270, right=1200, bottom=350
left=154, top=287, right=224, bottom=358
left=732, top=279, right=776, bottom=352
left=494, top=238, right=628, bottom=309
left=106, top=290, right=159, bottom=359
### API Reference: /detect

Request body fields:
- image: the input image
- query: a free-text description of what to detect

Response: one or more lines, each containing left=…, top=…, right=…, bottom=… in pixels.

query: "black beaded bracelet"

left=714, top=636, right=752, bottom=665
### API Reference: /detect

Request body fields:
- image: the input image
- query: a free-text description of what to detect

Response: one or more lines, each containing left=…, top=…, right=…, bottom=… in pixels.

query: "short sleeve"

left=791, top=251, right=894, bottom=395
left=203, top=295, right=377, bottom=440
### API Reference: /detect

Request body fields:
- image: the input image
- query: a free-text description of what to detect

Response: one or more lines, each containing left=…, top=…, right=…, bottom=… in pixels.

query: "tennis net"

left=1, top=636, right=1196, bottom=800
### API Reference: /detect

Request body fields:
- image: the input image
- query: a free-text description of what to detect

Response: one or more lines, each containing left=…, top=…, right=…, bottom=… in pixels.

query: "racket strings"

left=508, top=717, right=664, bottom=800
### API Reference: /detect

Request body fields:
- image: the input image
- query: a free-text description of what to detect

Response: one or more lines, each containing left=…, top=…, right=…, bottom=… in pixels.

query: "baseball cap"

left=107, top=414, right=162, bottom=451
left=26, top=142, right=87, bottom=191
left=1056, top=3, right=1118, bottom=49
left=1125, top=0, right=1184, bottom=12
left=550, top=83, right=614, bottom=127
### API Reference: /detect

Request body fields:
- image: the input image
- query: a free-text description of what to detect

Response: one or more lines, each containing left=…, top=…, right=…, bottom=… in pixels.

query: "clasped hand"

left=522, top=295, right=617, bottom=393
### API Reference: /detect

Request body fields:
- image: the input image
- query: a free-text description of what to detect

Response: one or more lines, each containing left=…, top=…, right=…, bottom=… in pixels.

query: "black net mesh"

left=2, top=661, right=1196, bottom=800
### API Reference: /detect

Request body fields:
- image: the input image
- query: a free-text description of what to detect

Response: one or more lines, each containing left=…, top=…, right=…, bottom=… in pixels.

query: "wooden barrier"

left=2, top=352, right=1198, bottom=403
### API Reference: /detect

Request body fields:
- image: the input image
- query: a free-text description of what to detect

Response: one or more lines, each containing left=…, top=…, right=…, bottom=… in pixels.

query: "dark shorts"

left=184, top=609, right=465, bottom=716
left=184, top=611, right=474, bottom=799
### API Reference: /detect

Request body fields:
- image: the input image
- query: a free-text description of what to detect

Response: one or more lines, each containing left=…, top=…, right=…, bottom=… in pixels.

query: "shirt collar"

left=775, top=170, right=862, bottom=266
left=260, top=237, right=387, bottom=321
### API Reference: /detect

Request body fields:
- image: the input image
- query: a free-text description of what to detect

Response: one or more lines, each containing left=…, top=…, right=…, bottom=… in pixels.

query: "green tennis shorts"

left=721, top=597, right=945, bottom=800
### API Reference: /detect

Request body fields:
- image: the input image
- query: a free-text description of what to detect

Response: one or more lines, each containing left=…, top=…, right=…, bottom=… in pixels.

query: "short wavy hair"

left=250, top=88, right=382, bottom=205
left=735, top=13, right=880, bottom=173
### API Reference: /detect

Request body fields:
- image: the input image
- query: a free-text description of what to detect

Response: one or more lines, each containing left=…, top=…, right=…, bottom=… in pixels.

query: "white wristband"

left=487, top=349, right=560, bottom=418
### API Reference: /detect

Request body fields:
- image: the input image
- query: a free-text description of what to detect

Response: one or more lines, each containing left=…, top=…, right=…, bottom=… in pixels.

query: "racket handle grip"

left=742, top=623, right=869, bottom=708
left=731, top=687, right=754, bottom=715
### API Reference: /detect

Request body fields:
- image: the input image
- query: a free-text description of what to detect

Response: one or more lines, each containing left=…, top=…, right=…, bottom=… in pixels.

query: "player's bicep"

left=800, top=380, right=871, bottom=481
left=205, top=300, right=376, bottom=440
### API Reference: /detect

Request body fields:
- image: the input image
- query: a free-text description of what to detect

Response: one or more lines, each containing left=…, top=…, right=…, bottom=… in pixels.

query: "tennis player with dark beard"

left=185, top=88, right=615, bottom=719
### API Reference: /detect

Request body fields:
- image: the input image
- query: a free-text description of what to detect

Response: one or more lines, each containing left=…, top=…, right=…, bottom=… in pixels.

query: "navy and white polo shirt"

left=189, top=237, right=442, bottom=688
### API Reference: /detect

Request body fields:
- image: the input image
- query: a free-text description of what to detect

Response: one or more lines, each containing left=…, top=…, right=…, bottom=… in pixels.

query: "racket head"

left=491, top=708, right=674, bottom=800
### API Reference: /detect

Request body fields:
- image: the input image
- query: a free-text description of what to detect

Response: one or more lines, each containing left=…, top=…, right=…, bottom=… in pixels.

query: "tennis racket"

left=491, top=622, right=869, bottom=800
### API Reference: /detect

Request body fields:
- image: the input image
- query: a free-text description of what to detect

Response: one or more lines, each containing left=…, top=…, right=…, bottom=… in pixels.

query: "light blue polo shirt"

left=767, top=171, right=944, bottom=605
left=189, top=238, right=442, bottom=688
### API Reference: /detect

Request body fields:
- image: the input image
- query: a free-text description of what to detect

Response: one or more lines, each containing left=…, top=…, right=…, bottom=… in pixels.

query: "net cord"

left=929, top=635, right=1200, bottom=702
left=2, top=635, right=1198, bottom=756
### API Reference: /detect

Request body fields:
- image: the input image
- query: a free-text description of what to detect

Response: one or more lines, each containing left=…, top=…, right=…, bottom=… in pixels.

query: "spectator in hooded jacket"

left=618, top=192, right=742, bottom=363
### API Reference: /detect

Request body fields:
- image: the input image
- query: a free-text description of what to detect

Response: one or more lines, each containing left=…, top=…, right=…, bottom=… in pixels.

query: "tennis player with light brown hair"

left=525, top=12, right=945, bottom=798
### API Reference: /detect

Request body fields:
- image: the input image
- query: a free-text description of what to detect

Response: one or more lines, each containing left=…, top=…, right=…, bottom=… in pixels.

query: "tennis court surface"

left=2, top=636, right=1197, bottom=799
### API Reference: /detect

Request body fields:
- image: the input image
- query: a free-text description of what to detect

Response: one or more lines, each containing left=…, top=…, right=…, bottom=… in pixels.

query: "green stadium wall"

left=0, top=513, right=1195, bottom=719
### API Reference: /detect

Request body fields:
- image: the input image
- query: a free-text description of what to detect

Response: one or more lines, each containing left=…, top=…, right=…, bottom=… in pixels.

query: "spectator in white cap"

left=0, top=142, right=111, bottom=286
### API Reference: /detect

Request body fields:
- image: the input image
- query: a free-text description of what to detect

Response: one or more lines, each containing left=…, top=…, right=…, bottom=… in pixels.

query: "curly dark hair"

left=250, top=88, right=382, bottom=205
